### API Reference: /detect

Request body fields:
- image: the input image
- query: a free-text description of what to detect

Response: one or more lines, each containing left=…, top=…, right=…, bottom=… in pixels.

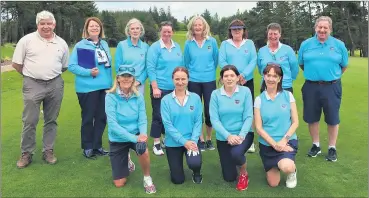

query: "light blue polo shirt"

left=257, top=43, right=299, bottom=88
left=115, top=37, right=149, bottom=84
left=298, top=35, right=349, bottom=81
left=105, top=89, right=147, bottom=143
left=219, top=39, right=257, bottom=81
left=210, top=85, right=253, bottom=141
left=184, top=36, right=219, bottom=82
left=161, top=91, right=203, bottom=147
left=147, top=39, right=184, bottom=90
left=254, top=90, right=297, bottom=146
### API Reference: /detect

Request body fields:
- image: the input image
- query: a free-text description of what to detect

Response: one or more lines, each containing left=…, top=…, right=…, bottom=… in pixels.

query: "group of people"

left=12, top=10, right=348, bottom=194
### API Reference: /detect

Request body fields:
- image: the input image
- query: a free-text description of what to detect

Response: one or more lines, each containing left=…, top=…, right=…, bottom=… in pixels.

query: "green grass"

left=0, top=43, right=15, bottom=61
left=1, top=34, right=368, bottom=197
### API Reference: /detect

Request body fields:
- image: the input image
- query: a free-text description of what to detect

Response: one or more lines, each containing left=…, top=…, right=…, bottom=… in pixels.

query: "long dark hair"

left=261, top=63, right=283, bottom=92
left=218, top=65, right=240, bottom=86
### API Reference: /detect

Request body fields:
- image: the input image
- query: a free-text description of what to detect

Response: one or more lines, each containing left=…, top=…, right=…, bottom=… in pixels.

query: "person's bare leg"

left=113, top=178, right=127, bottom=188
left=328, top=124, right=339, bottom=147
left=138, top=149, right=151, bottom=176
left=266, top=168, right=280, bottom=187
left=309, top=122, right=320, bottom=143
left=206, top=126, right=212, bottom=141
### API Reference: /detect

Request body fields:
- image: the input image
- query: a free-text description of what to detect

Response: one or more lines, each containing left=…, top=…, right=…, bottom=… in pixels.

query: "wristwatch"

left=284, top=134, right=291, bottom=140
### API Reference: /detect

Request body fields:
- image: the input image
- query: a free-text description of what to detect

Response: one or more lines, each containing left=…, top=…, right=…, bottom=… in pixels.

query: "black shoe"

left=198, top=141, right=206, bottom=152
left=206, top=140, right=215, bottom=150
left=93, top=148, right=109, bottom=156
left=83, top=149, right=97, bottom=159
left=192, top=173, right=203, bottom=184
left=307, top=144, right=321, bottom=157
left=326, top=148, right=337, bottom=162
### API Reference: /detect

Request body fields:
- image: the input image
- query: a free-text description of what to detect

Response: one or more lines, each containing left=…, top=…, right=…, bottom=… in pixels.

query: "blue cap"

left=117, top=65, right=135, bottom=76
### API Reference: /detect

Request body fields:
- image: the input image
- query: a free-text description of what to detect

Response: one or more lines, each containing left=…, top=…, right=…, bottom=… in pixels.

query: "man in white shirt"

left=12, top=10, right=69, bottom=168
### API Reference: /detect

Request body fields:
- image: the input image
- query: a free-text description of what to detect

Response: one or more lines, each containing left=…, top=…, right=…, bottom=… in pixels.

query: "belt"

left=306, top=79, right=339, bottom=85
left=26, top=75, right=60, bottom=83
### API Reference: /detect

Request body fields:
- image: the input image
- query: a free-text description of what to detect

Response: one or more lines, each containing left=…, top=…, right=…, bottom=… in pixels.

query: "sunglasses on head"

left=119, top=67, right=135, bottom=73
left=160, top=21, right=173, bottom=26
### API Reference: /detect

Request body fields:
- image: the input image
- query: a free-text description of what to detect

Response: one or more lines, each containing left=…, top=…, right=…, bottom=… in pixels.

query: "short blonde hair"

left=314, top=16, right=333, bottom=31
left=106, top=76, right=139, bottom=96
left=82, top=17, right=105, bottom=39
left=124, top=18, right=145, bottom=37
left=36, top=10, right=55, bottom=24
left=186, top=15, right=211, bottom=40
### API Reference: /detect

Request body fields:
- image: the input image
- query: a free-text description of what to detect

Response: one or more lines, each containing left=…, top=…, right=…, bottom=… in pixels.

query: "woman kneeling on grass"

left=105, top=65, right=156, bottom=194
left=161, top=67, right=204, bottom=184
left=254, top=63, right=298, bottom=188
left=209, top=65, right=254, bottom=191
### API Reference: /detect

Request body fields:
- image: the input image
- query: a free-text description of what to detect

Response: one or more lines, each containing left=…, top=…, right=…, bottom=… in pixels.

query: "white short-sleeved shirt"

left=254, top=91, right=295, bottom=108
left=12, top=31, right=69, bottom=80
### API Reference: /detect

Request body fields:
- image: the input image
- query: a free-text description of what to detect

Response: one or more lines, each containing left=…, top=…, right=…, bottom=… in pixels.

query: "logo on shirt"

left=244, top=49, right=248, bottom=54
left=140, top=54, right=144, bottom=58
left=190, top=105, right=194, bottom=111
left=281, top=104, right=287, bottom=109
left=280, top=55, right=287, bottom=61
left=207, top=45, right=212, bottom=51
left=177, top=52, right=181, bottom=56
left=330, top=47, right=335, bottom=51
left=235, top=100, right=240, bottom=104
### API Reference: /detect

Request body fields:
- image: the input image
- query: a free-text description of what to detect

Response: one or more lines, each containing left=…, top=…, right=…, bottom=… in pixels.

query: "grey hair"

left=124, top=18, right=145, bottom=37
left=314, top=16, right=333, bottom=31
left=36, top=10, right=56, bottom=24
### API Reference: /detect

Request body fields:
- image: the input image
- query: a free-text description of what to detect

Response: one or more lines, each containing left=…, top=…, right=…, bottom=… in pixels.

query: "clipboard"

left=77, top=48, right=95, bottom=69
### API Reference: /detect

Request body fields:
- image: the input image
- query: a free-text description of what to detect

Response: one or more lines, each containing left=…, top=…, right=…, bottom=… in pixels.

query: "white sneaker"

left=153, top=144, right=164, bottom=156
left=143, top=176, right=156, bottom=194
left=286, top=169, right=297, bottom=188
left=128, top=158, right=135, bottom=172
left=247, top=143, right=256, bottom=153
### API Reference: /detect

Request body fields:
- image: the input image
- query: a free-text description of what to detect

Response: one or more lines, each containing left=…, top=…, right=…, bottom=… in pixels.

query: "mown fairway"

left=1, top=32, right=368, bottom=197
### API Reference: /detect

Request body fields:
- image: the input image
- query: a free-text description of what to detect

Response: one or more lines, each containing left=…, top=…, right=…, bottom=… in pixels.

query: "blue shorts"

left=301, top=79, right=342, bottom=125
left=109, top=140, right=139, bottom=180
left=259, top=139, right=298, bottom=172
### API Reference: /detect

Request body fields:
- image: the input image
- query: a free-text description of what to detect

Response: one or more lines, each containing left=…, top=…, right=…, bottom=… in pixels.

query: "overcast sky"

left=95, top=2, right=257, bottom=21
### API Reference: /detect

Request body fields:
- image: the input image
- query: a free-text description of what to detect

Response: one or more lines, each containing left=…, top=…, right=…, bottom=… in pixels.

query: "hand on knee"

left=113, top=178, right=127, bottom=188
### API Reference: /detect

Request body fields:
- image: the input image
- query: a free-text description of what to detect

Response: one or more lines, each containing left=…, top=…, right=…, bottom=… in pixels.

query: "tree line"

left=1, top=1, right=367, bottom=57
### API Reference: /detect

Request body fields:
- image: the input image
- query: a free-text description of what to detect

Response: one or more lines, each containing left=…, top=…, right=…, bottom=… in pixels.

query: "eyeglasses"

left=119, top=67, right=135, bottom=73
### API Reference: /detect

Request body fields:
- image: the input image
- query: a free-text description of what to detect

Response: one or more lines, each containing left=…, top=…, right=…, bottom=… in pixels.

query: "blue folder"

left=77, top=48, right=95, bottom=69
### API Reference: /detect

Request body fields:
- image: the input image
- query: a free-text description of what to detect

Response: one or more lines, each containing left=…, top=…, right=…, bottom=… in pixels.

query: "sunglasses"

left=118, top=67, right=135, bottom=73
left=160, top=21, right=173, bottom=26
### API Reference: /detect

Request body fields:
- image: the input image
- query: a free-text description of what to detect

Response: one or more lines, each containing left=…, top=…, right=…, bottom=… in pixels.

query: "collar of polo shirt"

left=264, top=91, right=281, bottom=100
left=314, top=34, right=334, bottom=45
left=220, top=85, right=240, bottom=96
left=171, top=89, right=190, bottom=98
left=226, top=38, right=247, bottom=48
left=127, top=36, right=142, bottom=48
left=159, top=38, right=176, bottom=49
left=36, top=31, right=57, bottom=43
